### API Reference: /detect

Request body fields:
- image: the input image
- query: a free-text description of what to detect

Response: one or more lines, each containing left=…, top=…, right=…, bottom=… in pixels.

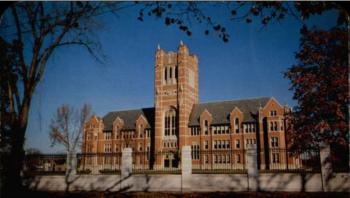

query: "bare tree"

left=49, top=104, right=91, bottom=175
left=0, top=2, right=130, bottom=196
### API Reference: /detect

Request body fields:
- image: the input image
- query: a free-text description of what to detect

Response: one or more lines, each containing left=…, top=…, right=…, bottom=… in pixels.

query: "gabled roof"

left=103, top=108, right=154, bottom=131
left=188, top=97, right=271, bottom=126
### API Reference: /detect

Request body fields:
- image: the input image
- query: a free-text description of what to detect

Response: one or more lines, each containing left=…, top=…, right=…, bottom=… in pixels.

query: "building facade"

left=82, top=42, right=291, bottom=170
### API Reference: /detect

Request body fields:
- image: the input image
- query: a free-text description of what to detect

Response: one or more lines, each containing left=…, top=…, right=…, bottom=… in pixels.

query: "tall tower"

left=154, top=42, right=198, bottom=166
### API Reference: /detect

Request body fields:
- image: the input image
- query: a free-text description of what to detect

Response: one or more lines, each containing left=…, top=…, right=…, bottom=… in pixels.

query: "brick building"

left=82, top=42, right=292, bottom=170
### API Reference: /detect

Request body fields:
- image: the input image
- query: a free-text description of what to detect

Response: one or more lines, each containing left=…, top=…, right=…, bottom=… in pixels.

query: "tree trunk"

left=1, top=100, right=30, bottom=197
left=1, top=126, right=26, bottom=197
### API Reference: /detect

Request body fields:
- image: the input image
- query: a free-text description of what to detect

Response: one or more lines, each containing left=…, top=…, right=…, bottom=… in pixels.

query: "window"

left=169, top=67, right=172, bottom=78
left=204, top=120, right=209, bottom=135
left=104, top=144, right=111, bottom=153
left=213, top=126, right=217, bottom=134
left=105, top=133, right=111, bottom=140
left=235, top=118, right=240, bottom=133
left=274, top=121, right=278, bottom=131
left=191, top=127, right=199, bottom=136
left=272, top=153, right=280, bottom=163
left=281, top=121, right=284, bottom=131
left=226, top=140, right=230, bottom=149
left=270, top=122, right=273, bottom=131
left=214, top=140, right=217, bottom=149
left=218, top=140, right=222, bottom=149
left=270, top=110, right=277, bottom=116
left=164, top=68, right=168, bottom=82
left=271, top=137, right=279, bottom=147
left=204, top=141, right=208, bottom=150
left=191, top=144, right=199, bottom=160
left=236, top=154, right=241, bottom=163
left=164, top=109, right=176, bottom=136
left=236, top=139, right=240, bottom=149
left=87, top=133, right=92, bottom=140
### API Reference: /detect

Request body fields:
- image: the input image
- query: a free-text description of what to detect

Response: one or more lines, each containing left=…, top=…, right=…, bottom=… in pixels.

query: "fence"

left=192, top=149, right=246, bottom=173
left=24, top=154, right=66, bottom=175
left=77, top=153, right=122, bottom=174
left=262, top=148, right=321, bottom=172
left=24, top=147, right=326, bottom=175
left=132, top=151, right=181, bottom=174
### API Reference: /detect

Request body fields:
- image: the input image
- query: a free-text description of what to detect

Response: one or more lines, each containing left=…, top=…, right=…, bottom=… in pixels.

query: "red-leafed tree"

left=285, top=26, right=349, bottom=167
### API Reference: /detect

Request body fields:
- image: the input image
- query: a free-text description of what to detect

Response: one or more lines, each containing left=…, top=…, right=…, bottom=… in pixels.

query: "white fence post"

left=181, top=146, right=192, bottom=191
left=246, top=144, right=258, bottom=191
left=121, top=148, right=133, bottom=179
left=320, top=143, right=332, bottom=192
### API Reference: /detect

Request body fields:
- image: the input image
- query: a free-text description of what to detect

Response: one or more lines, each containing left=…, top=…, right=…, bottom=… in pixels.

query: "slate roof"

left=188, top=97, right=271, bottom=126
left=103, top=108, right=154, bottom=131
left=102, top=97, right=272, bottom=130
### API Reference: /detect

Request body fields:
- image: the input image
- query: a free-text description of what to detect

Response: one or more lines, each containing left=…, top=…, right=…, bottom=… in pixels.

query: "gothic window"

left=235, top=118, right=240, bottom=133
left=270, top=122, right=274, bottom=131
left=271, top=137, right=279, bottom=147
left=204, top=120, right=209, bottom=135
left=274, top=121, right=278, bottom=131
left=164, top=109, right=176, bottom=136
left=164, top=68, right=168, bottom=82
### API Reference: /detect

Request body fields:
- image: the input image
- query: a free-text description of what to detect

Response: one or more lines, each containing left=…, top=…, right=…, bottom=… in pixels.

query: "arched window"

left=164, top=109, right=176, bottom=136
left=274, top=121, right=278, bottom=131
left=204, top=120, right=209, bottom=135
left=235, top=118, right=240, bottom=133
left=270, top=122, right=274, bottom=131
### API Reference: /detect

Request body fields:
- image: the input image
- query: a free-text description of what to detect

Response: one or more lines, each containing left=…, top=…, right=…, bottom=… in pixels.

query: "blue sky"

left=21, top=3, right=338, bottom=153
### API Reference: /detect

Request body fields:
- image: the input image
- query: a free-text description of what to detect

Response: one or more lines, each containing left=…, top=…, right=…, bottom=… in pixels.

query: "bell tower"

left=154, top=42, right=199, bottom=157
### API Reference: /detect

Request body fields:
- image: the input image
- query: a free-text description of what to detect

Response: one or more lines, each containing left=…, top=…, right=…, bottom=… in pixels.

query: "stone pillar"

left=320, top=143, right=332, bottom=192
left=121, top=148, right=132, bottom=179
left=181, top=146, right=192, bottom=176
left=246, top=144, right=258, bottom=191
left=66, top=151, right=77, bottom=175
left=181, top=146, right=192, bottom=191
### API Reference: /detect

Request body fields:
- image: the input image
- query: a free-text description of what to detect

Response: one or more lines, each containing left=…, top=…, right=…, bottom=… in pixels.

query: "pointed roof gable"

left=188, top=97, right=271, bottom=126
left=103, top=108, right=154, bottom=131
